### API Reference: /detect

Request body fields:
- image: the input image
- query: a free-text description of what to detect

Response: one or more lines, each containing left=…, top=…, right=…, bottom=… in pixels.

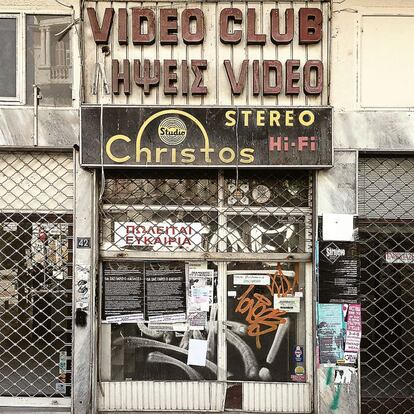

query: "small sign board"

left=77, top=237, right=91, bottom=249
left=385, top=252, right=414, bottom=264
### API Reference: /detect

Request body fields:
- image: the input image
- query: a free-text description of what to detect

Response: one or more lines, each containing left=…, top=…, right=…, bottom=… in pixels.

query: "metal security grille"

left=0, top=151, right=73, bottom=398
left=100, top=170, right=312, bottom=259
left=358, top=156, right=414, bottom=414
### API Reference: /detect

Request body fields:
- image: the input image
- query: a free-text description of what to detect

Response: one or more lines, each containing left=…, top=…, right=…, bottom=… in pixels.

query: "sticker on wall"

left=293, top=345, right=304, bottom=363
left=274, top=296, right=300, bottom=313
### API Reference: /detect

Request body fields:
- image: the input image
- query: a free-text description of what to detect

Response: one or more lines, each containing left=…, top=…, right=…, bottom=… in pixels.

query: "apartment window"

left=0, top=14, right=73, bottom=106
left=0, top=15, right=18, bottom=101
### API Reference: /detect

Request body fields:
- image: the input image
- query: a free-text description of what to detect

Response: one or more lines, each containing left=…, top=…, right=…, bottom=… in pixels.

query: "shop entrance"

left=0, top=151, right=73, bottom=401
left=97, top=169, right=314, bottom=412
left=358, top=156, right=414, bottom=414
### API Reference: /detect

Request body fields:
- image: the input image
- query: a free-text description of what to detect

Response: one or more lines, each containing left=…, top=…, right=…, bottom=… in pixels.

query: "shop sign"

left=81, top=106, right=332, bottom=168
left=114, top=221, right=204, bottom=250
left=385, top=252, right=414, bottom=264
left=86, top=5, right=325, bottom=98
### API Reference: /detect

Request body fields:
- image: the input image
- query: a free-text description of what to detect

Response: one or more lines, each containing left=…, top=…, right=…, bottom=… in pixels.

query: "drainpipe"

left=33, top=84, right=42, bottom=146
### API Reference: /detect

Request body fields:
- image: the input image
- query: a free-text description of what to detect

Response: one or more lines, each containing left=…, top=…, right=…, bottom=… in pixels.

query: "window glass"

left=226, top=261, right=306, bottom=382
left=26, top=15, right=72, bottom=106
left=0, top=18, right=17, bottom=98
left=104, top=261, right=218, bottom=381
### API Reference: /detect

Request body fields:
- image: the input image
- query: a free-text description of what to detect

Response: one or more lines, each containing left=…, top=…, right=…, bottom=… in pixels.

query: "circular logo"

left=158, top=117, right=187, bottom=145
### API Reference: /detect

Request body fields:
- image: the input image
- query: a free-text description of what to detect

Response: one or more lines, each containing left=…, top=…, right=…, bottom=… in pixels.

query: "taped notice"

left=103, top=313, right=145, bottom=324
left=148, top=313, right=186, bottom=323
left=188, top=311, right=207, bottom=330
left=187, top=339, right=208, bottom=366
left=344, top=352, right=358, bottom=365
left=274, top=296, right=300, bottom=313
left=188, top=269, right=214, bottom=312
left=322, top=214, right=355, bottom=242
left=233, top=274, right=270, bottom=285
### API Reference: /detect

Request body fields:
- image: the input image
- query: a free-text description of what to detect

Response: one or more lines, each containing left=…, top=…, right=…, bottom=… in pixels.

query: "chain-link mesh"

left=0, top=151, right=73, bottom=397
left=358, top=157, right=414, bottom=414
left=100, top=170, right=312, bottom=256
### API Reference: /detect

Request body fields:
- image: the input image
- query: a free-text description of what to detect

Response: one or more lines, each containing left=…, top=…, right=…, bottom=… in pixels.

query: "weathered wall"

left=317, top=1, right=414, bottom=414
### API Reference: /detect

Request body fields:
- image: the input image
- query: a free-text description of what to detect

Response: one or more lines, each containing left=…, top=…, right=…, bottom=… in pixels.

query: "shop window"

left=99, top=170, right=312, bottom=385
left=100, top=170, right=312, bottom=254
left=0, top=14, right=72, bottom=106
left=0, top=16, right=18, bottom=101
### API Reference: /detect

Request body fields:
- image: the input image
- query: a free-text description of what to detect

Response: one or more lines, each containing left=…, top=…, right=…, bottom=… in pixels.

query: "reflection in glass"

left=26, top=15, right=72, bottom=106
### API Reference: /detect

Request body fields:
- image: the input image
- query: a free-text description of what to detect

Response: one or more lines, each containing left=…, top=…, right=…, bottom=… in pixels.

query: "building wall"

left=318, top=1, right=414, bottom=413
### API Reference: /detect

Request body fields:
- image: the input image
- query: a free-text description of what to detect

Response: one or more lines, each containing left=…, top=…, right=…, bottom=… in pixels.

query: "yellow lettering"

left=225, top=110, right=236, bottom=127
left=239, top=148, right=255, bottom=164
left=171, top=148, right=177, bottom=163
left=155, top=148, right=168, bottom=163
left=299, top=110, right=315, bottom=127
left=241, top=110, right=252, bottom=126
left=181, top=148, right=195, bottom=163
left=286, top=110, right=294, bottom=126
left=106, top=134, right=131, bottom=163
left=219, top=147, right=236, bottom=163
left=269, top=111, right=281, bottom=126
left=200, top=147, right=214, bottom=163
left=256, top=110, right=265, bottom=127
left=136, top=147, right=151, bottom=163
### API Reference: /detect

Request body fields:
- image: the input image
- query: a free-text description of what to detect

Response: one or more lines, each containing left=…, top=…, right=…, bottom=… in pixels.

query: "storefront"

left=78, top=1, right=332, bottom=411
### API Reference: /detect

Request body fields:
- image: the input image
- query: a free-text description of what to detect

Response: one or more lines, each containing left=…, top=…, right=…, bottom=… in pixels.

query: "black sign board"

left=81, top=106, right=332, bottom=168
left=319, top=241, right=360, bottom=304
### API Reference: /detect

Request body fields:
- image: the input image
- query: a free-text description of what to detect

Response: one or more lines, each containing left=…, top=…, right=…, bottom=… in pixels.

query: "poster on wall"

left=344, top=303, right=362, bottom=353
left=102, top=263, right=145, bottom=322
left=187, top=268, right=214, bottom=329
left=319, top=241, right=360, bottom=303
left=317, top=303, right=345, bottom=364
left=145, top=262, right=186, bottom=319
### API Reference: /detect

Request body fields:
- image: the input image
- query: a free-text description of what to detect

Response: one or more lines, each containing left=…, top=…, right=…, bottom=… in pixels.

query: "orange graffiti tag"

left=235, top=270, right=290, bottom=349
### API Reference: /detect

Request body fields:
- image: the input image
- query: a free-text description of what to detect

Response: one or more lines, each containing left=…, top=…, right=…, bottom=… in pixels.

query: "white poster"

left=233, top=274, right=270, bottom=285
left=274, top=296, right=301, bottom=313
left=114, top=221, right=204, bottom=250
left=187, top=339, right=208, bottom=366
left=188, top=269, right=214, bottom=312
left=322, top=214, right=355, bottom=241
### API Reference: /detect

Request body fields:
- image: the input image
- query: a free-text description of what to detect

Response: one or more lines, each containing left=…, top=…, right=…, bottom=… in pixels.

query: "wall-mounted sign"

left=385, top=252, right=414, bottom=264
left=114, top=221, right=204, bottom=250
left=86, top=5, right=325, bottom=98
left=81, top=106, right=332, bottom=168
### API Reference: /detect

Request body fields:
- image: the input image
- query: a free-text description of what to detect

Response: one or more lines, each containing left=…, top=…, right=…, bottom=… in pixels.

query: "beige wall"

left=84, top=0, right=329, bottom=106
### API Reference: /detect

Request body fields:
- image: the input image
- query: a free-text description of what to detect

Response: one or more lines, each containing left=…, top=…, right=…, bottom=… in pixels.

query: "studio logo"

left=158, top=117, right=187, bottom=145
left=321, top=243, right=345, bottom=264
